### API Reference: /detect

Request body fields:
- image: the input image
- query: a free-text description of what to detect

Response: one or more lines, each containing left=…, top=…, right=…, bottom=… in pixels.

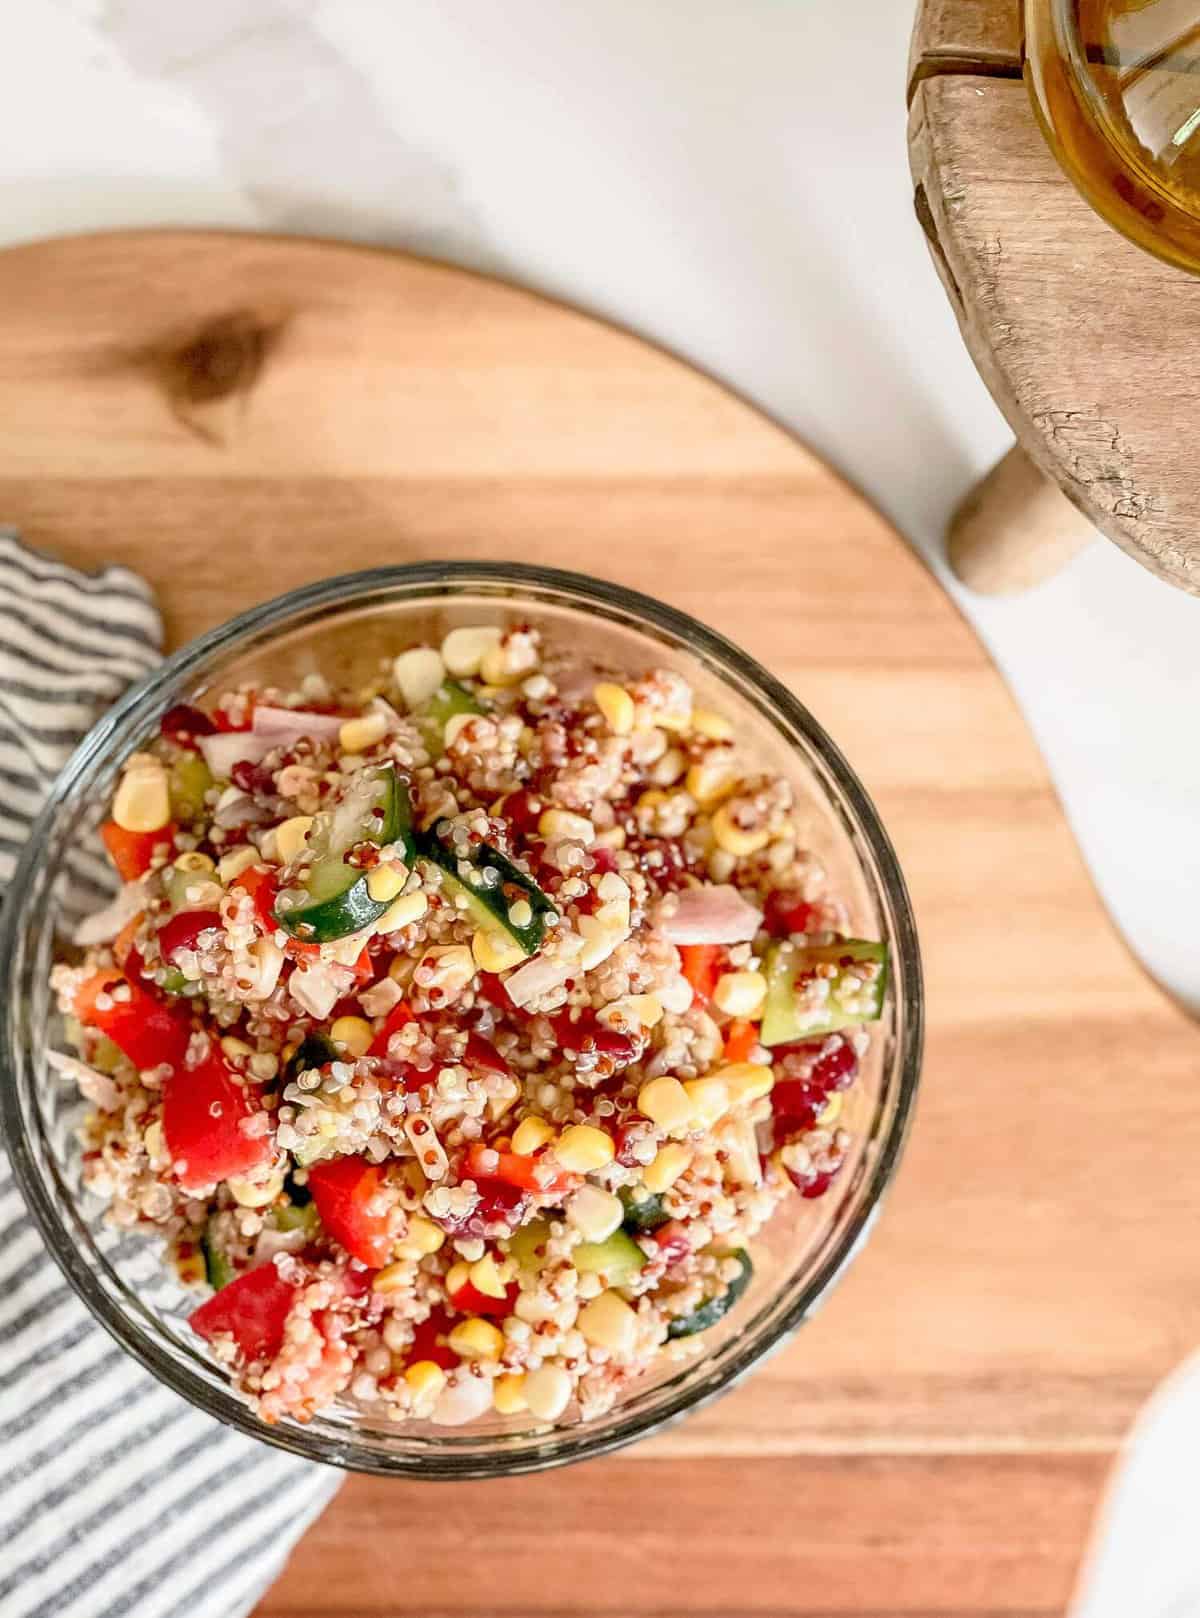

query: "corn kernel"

left=469, top=1252, right=513, bottom=1299
left=339, top=712, right=388, bottom=754
left=218, top=846, right=260, bottom=885
left=405, top=1360, right=447, bottom=1402
left=393, top=646, right=446, bottom=708
left=650, top=747, right=688, bottom=786
left=445, top=1261, right=472, bottom=1294
left=817, top=1092, right=843, bottom=1127
left=220, top=1036, right=254, bottom=1063
left=487, top=1077, right=521, bottom=1122
left=578, top=1290, right=637, bottom=1356
left=493, top=1373, right=528, bottom=1415
left=511, top=1115, right=557, bottom=1156
left=443, top=711, right=478, bottom=749
left=374, top=891, right=428, bottom=935
left=274, top=815, right=314, bottom=863
left=554, top=1124, right=615, bottom=1173
left=366, top=863, right=408, bottom=903
left=643, top=1142, right=691, bottom=1194
left=228, top=1168, right=285, bottom=1208
left=593, top=682, right=635, bottom=736
left=173, top=851, right=216, bottom=875
left=447, top=1317, right=505, bottom=1361
left=712, top=802, right=770, bottom=857
left=112, top=758, right=171, bottom=833
left=682, top=1076, right=730, bottom=1128
left=472, top=927, right=526, bottom=974
left=442, top=625, right=502, bottom=679
left=691, top=708, right=734, bottom=741
left=712, top=970, right=767, bottom=1018
left=719, top=1062, right=776, bottom=1106
left=637, top=1075, right=692, bottom=1132
left=373, top=1260, right=413, bottom=1293
left=685, top=760, right=737, bottom=810
left=538, top=807, right=596, bottom=846
left=330, top=1015, right=373, bottom=1058
left=594, top=825, right=627, bottom=851
left=523, top=1363, right=572, bottom=1421
left=392, top=1214, right=445, bottom=1259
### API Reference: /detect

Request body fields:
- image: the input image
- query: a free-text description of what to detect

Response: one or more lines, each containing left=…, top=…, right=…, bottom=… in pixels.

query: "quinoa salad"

left=51, top=622, right=888, bottom=1431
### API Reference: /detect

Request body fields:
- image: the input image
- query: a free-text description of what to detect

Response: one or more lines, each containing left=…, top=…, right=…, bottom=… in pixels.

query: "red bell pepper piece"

left=158, top=909, right=223, bottom=962
left=447, top=1273, right=519, bottom=1318
left=678, top=944, right=723, bottom=1006
left=405, top=1306, right=459, bottom=1369
left=112, top=912, right=144, bottom=970
left=230, top=866, right=279, bottom=932
left=189, top=1264, right=299, bottom=1361
left=722, top=1018, right=759, bottom=1065
left=368, top=1000, right=415, bottom=1058
left=100, top=820, right=175, bottom=882
left=162, top=1048, right=273, bottom=1188
left=74, top=972, right=191, bottom=1071
left=464, top=1140, right=575, bottom=1199
left=306, top=1155, right=393, bottom=1267
left=763, top=891, right=821, bottom=938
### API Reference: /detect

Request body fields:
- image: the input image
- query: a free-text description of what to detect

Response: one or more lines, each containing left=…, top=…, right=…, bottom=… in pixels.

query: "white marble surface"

left=10, top=0, right=1199, bottom=1011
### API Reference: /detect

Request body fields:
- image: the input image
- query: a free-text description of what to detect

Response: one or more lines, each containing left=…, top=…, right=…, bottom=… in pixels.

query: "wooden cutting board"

left=1, top=231, right=1193, bottom=1616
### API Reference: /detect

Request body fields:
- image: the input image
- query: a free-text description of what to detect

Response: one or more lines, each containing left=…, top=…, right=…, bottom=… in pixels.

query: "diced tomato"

left=74, top=972, right=191, bottom=1071
left=112, top=911, right=144, bottom=969
left=163, top=1048, right=273, bottom=1188
left=722, top=1018, right=759, bottom=1065
left=158, top=908, right=223, bottom=963
left=463, top=1031, right=509, bottom=1078
left=306, top=1155, right=393, bottom=1267
left=446, top=1271, right=519, bottom=1318
left=100, top=820, right=175, bottom=882
left=431, top=1174, right=529, bottom=1240
left=550, top=1008, right=641, bottom=1072
left=189, top=1264, right=299, bottom=1362
left=230, top=866, right=278, bottom=932
left=678, top=944, right=723, bottom=1006
left=763, top=891, right=821, bottom=938
left=652, top=1220, right=692, bottom=1267
left=160, top=704, right=215, bottom=747
left=368, top=1000, right=415, bottom=1058
left=405, top=1307, right=459, bottom=1369
left=464, top=1140, right=575, bottom=1199
left=497, top=789, right=543, bottom=838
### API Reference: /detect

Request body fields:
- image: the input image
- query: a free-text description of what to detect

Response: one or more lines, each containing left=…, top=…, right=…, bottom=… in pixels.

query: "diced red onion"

left=47, top=1050, right=122, bottom=1112
left=289, top=961, right=341, bottom=1020
left=430, top=1369, right=494, bottom=1426
left=504, top=951, right=574, bottom=1009
left=252, top=705, right=345, bottom=744
left=658, top=884, right=762, bottom=945
left=197, top=730, right=272, bottom=779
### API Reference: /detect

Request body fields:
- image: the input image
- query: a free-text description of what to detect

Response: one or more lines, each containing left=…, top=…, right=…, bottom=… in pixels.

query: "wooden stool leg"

left=948, top=445, right=1097, bottom=594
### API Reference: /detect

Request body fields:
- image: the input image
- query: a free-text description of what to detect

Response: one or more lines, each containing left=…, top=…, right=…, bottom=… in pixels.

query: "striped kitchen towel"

left=0, top=532, right=339, bottom=1618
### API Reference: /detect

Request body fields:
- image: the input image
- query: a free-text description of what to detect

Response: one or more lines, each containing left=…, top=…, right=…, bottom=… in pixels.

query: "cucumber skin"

left=760, top=940, right=888, bottom=1046
left=666, top=1249, right=753, bottom=1339
left=425, top=836, right=555, bottom=957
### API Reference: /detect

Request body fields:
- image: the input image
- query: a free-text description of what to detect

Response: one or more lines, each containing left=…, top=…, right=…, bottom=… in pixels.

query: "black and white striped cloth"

left=0, top=532, right=339, bottom=1618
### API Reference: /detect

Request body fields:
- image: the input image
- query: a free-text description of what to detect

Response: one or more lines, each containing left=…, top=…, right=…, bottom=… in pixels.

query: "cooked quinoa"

left=51, top=621, right=888, bottom=1430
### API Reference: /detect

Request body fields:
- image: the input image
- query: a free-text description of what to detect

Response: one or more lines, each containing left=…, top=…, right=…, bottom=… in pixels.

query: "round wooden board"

left=1, top=231, right=1195, bottom=1613
left=909, top=1, right=1200, bottom=593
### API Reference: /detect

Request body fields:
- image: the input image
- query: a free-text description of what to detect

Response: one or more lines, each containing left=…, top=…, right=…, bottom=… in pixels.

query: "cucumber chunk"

left=620, top=1188, right=669, bottom=1234
left=274, top=764, right=415, bottom=942
left=759, top=939, right=888, bottom=1047
left=423, top=830, right=555, bottom=957
left=573, top=1228, right=645, bottom=1285
left=202, top=1221, right=235, bottom=1290
left=419, top=681, right=483, bottom=751
left=666, top=1248, right=753, bottom=1339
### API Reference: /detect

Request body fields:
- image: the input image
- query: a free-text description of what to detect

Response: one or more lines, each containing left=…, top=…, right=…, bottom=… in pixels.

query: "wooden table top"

left=909, top=0, right=1200, bottom=594
left=1, top=230, right=1196, bottom=1615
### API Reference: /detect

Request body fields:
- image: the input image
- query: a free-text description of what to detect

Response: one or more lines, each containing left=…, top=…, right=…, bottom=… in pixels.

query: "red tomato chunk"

left=190, top=1264, right=299, bottom=1361
left=307, top=1155, right=393, bottom=1268
left=162, top=1049, right=273, bottom=1189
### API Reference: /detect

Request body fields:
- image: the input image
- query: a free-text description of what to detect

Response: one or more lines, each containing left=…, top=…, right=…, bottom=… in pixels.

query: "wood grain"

left=0, top=231, right=1190, bottom=1612
left=908, top=0, right=1021, bottom=95
left=909, top=21, right=1200, bottom=593
left=253, top=1456, right=1106, bottom=1617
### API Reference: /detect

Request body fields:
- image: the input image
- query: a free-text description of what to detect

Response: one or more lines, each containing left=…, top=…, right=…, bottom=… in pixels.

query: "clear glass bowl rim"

left=0, top=560, right=923, bottom=1478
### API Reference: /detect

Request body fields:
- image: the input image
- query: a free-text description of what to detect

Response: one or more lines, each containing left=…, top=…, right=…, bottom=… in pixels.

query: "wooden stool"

left=909, top=2, right=1200, bottom=595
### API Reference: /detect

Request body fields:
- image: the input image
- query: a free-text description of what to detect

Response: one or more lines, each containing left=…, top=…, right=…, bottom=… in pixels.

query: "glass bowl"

left=0, top=562, right=922, bottom=1477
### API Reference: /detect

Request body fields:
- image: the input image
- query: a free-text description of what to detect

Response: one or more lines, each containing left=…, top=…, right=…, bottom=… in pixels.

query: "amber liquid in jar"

left=1025, top=0, right=1200, bottom=270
